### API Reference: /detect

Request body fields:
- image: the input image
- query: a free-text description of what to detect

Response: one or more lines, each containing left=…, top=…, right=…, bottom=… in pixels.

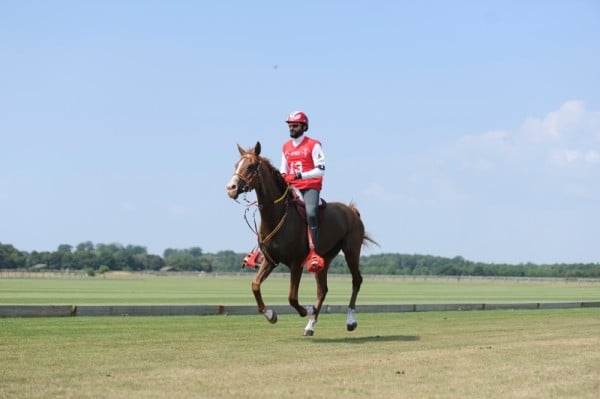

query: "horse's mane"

left=258, top=155, right=287, bottom=191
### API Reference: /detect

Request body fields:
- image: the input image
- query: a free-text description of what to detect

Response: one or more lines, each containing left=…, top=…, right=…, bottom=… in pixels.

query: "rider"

left=281, top=111, right=326, bottom=272
left=243, top=110, right=326, bottom=272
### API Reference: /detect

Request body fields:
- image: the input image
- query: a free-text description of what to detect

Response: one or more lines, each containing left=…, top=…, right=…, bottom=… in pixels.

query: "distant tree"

left=163, top=248, right=177, bottom=259
left=204, top=250, right=237, bottom=272
left=125, top=245, right=147, bottom=256
left=136, top=254, right=164, bottom=271
left=0, top=242, right=26, bottom=269
left=76, top=241, right=95, bottom=252
left=113, top=250, right=134, bottom=270
left=188, top=247, right=203, bottom=257
left=71, top=249, right=97, bottom=270
left=2, top=241, right=600, bottom=277
left=57, top=244, right=73, bottom=253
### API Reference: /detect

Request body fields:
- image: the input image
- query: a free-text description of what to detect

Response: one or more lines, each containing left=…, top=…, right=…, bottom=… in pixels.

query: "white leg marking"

left=347, top=307, right=358, bottom=331
left=305, top=318, right=317, bottom=332
left=264, top=309, right=274, bottom=321
left=347, top=308, right=356, bottom=325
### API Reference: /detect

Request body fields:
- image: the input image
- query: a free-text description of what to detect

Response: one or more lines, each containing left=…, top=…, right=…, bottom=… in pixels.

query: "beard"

left=290, top=129, right=306, bottom=139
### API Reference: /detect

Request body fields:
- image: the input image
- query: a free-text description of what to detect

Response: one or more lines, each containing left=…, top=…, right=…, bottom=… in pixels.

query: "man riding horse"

left=227, top=140, right=376, bottom=335
left=244, top=110, right=326, bottom=272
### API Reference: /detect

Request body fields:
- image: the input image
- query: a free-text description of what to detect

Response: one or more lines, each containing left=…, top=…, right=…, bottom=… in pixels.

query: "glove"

left=283, top=172, right=301, bottom=183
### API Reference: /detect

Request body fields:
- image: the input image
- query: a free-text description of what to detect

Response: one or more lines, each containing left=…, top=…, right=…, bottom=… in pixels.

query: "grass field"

left=1, top=275, right=599, bottom=398
left=1, top=309, right=598, bottom=399
left=1, top=273, right=599, bottom=305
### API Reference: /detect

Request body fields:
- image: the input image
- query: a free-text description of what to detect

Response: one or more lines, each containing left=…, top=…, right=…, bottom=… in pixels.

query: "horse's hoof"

left=264, top=309, right=278, bottom=324
left=347, top=322, right=358, bottom=332
left=303, top=329, right=314, bottom=337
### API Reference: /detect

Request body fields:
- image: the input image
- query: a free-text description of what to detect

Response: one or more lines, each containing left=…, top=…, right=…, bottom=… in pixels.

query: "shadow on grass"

left=310, top=335, right=420, bottom=344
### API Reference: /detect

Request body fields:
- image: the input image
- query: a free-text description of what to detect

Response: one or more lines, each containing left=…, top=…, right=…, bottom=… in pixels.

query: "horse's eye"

left=247, top=163, right=258, bottom=172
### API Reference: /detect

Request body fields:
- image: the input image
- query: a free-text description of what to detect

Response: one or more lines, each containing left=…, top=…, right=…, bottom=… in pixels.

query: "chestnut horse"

left=226, top=142, right=377, bottom=336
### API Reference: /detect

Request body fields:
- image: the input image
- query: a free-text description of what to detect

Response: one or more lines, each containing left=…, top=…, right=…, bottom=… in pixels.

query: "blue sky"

left=1, top=1, right=599, bottom=264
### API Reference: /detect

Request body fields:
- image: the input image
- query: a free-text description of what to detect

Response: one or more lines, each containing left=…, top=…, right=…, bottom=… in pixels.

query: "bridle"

left=234, top=154, right=261, bottom=195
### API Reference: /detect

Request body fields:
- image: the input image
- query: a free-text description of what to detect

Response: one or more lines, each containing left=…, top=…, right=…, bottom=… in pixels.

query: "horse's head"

left=226, top=141, right=263, bottom=200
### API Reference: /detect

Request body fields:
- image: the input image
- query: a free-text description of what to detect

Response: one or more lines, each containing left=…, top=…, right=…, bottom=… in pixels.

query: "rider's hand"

left=283, top=173, right=301, bottom=183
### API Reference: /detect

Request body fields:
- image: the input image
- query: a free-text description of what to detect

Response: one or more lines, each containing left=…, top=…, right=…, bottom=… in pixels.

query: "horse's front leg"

left=251, top=260, right=278, bottom=323
left=303, top=269, right=329, bottom=336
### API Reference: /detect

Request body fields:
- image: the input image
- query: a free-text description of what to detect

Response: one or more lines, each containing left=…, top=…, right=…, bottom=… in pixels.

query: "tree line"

left=1, top=241, right=599, bottom=278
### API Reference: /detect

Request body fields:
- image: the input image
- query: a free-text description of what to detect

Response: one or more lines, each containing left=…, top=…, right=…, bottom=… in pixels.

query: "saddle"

left=289, top=189, right=327, bottom=224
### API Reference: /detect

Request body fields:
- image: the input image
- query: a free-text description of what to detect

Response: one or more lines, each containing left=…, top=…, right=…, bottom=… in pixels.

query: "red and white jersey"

left=280, top=135, right=325, bottom=190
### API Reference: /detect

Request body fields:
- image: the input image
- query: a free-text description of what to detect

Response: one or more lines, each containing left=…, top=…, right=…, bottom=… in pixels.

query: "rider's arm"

left=298, top=143, right=325, bottom=179
left=279, top=153, right=289, bottom=174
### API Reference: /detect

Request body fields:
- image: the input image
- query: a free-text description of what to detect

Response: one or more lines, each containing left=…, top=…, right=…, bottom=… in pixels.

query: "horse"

left=226, top=141, right=377, bottom=336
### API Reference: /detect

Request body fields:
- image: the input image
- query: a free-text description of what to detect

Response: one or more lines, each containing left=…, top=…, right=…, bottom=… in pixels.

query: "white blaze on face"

left=226, top=157, right=250, bottom=198
left=234, top=158, right=246, bottom=176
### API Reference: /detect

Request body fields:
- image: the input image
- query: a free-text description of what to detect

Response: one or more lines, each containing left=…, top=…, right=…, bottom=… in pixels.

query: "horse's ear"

left=237, top=144, right=245, bottom=156
left=255, top=141, right=261, bottom=156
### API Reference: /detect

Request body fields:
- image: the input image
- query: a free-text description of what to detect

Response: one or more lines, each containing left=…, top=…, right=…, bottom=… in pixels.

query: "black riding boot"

left=309, top=226, right=320, bottom=252
left=307, top=225, right=324, bottom=272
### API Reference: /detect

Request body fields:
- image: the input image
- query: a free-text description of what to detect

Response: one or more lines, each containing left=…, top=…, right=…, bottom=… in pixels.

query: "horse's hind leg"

left=303, top=269, right=328, bottom=336
left=344, top=248, right=363, bottom=332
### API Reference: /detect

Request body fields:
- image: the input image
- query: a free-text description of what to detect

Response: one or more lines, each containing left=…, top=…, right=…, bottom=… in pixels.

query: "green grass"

left=0, top=274, right=598, bottom=305
left=1, top=275, right=598, bottom=398
left=1, top=309, right=598, bottom=399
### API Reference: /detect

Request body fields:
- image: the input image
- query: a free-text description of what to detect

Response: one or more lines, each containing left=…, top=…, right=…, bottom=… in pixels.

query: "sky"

left=1, top=1, right=599, bottom=265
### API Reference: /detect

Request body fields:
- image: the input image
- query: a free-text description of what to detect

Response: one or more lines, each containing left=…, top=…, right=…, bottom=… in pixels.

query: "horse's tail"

left=348, top=201, right=380, bottom=248
left=362, top=233, right=379, bottom=247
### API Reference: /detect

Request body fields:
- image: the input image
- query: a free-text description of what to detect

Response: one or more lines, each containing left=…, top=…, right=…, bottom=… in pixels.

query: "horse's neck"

left=256, top=171, right=287, bottom=226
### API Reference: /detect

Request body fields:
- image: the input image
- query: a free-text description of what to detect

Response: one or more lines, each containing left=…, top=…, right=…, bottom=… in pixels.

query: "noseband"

left=235, top=155, right=261, bottom=194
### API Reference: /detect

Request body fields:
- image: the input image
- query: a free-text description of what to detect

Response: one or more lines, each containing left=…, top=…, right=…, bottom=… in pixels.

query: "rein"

left=236, top=160, right=291, bottom=265
left=257, top=184, right=290, bottom=265
left=258, top=186, right=290, bottom=245
left=273, top=185, right=289, bottom=204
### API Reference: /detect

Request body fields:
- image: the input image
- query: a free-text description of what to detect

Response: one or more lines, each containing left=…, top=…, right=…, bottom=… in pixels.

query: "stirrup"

left=242, top=247, right=263, bottom=268
left=306, top=249, right=325, bottom=273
